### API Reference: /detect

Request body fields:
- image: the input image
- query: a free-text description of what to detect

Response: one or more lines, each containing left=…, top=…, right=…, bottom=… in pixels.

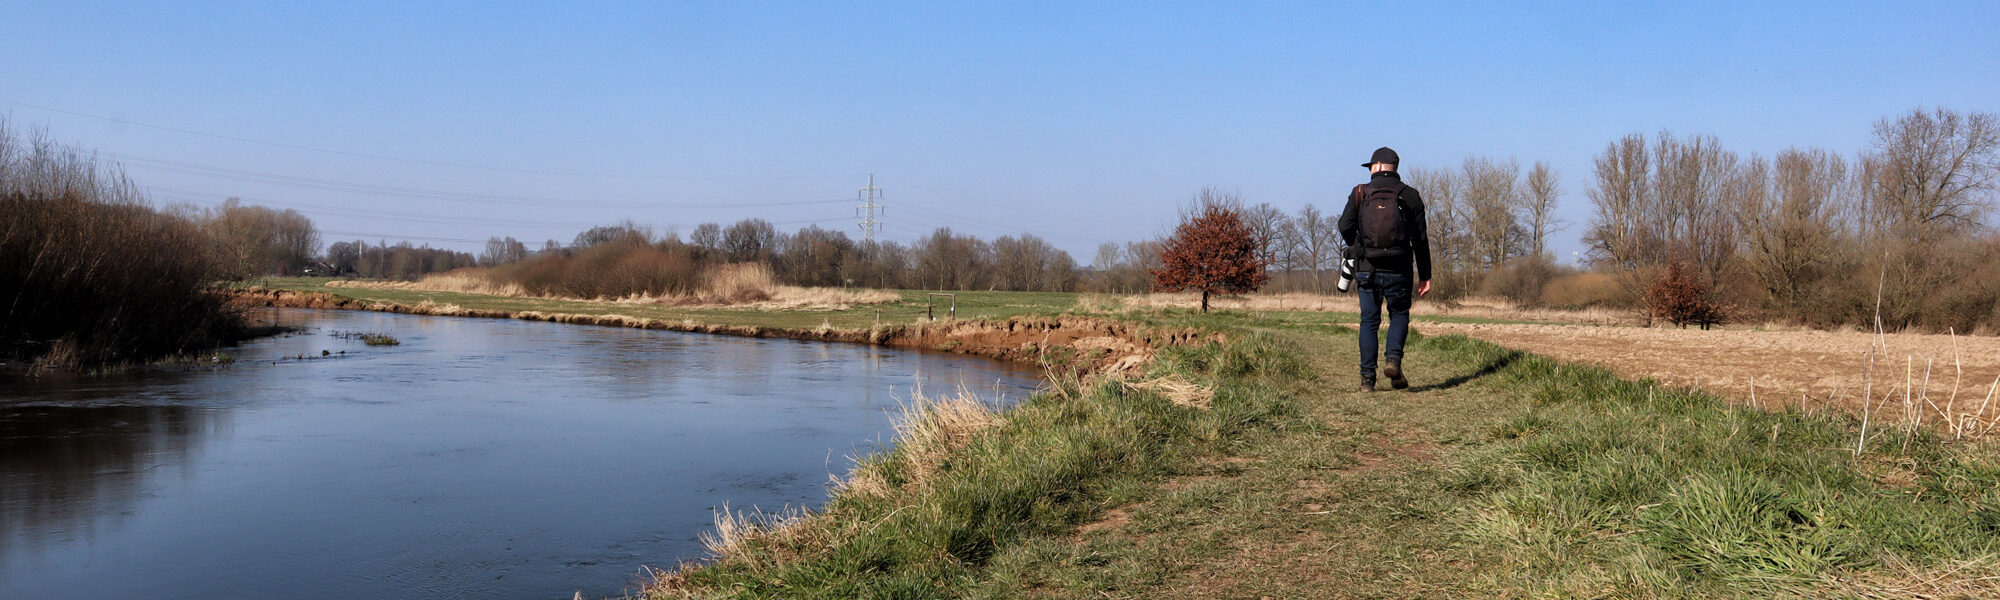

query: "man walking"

left=1338, top=147, right=1432, bottom=392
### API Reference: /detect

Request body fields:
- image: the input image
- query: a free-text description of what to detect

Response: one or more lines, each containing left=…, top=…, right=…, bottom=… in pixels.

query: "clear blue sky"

left=5, top=1, right=1996, bottom=262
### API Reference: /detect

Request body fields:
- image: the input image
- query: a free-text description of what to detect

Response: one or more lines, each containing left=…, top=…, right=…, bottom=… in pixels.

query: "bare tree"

left=1179, top=186, right=1244, bottom=221
left=913, top=227, right=992, bottom=290
left=1404, top=167, right=1469, bottom=280
left=1092, top=242, right=1122, bottom=273
left=1735, top=148, right=1848, bottom=315
left=1524, top=161, right=1563, bottom=258
left=1652, top=131, right=1739, bottom=280
left=775, top=225, right=853, bottom=286
left=1461, top=156, right=1526, bottom=269
left=1242, top=203, right=1291, bottom=274
left=480, top=236, right=530, bottom=267
left=1861, top=107, right=1999, bottom=236
left=690, top=222, right=722, bottom=252
left=992, top=234, right=1046, bottom=291
left=720, top=219, right=775, bottom=263
left=326, top=240, right=361, bottom=274
left=207, top=197, right=272, bottom=279
left=271, top=208, right=320, bottom=274
left=1291, top=203, right=1336, bottom=292
left=1584, top=133, right=1654, bottom=270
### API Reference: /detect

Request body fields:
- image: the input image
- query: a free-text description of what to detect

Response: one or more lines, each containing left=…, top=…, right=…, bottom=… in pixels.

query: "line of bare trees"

left=324, top=239, right=477, bottom=281
left=1183, top=158, right=1571, bottom=300
left=1583, top=107, right=1999, bottom=331
left=469, top=220, right=1087, bottom=295
left=200, top=198, right=320, bottom=278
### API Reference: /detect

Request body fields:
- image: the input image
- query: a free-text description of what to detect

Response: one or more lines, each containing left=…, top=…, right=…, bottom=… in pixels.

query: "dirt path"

left=1419, top=322, right=2000, bottom=429
left=989, top=326, right=1517, bottom=598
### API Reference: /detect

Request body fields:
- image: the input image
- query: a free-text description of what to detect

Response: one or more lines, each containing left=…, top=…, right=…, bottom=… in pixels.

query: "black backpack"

left=1353, top=182, right=1410, bottom=257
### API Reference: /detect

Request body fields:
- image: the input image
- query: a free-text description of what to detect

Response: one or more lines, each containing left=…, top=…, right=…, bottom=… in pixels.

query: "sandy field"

left=1419, top=321, right=2000, bottom=436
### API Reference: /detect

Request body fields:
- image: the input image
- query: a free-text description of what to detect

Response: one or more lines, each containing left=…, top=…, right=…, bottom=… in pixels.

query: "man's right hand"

left=1417, top=280, right=1432, bottom=297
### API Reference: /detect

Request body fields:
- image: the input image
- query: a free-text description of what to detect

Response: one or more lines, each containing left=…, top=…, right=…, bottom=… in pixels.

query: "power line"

left=320, top=230, right=492, bottom=245
left=145, top=187, right=612, bottom=229
left=3, top=97, right=861, bottom=181
left=99, top=149, right=852, bottom=210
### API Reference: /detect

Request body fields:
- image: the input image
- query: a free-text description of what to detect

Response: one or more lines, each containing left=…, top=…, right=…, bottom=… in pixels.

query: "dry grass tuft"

left=832, top=387, right=1005, bottom=501
left=1125, top=375, right=1214, bottom=409
left=1812, top=554, right=2000, bottom=598
left=698, top=503, right=810, bottom=559
left=693, top=263, right=774, bottom=304
left=890, top=387, right=1004, bottom=485
left=410, top=299, right=470, bottom=316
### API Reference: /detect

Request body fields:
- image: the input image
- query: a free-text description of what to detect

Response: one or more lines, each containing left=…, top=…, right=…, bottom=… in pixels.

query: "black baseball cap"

left=1362, top=147, right=1399, bottom=167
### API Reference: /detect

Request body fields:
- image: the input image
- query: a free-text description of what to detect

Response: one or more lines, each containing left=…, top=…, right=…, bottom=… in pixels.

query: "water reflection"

left=0, top=308, right=1039, bottom=600
left=0, top=404, right=219, bottom=562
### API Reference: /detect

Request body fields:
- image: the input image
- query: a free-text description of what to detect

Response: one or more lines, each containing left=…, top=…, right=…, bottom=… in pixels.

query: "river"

left=0, top=308, right=1041, bottom=599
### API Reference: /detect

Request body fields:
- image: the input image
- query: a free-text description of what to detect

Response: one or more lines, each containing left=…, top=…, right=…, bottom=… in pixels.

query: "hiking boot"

left=1385, top=360, right=1409, bottom=390
left=1359, top=378, right=1376, bottom=393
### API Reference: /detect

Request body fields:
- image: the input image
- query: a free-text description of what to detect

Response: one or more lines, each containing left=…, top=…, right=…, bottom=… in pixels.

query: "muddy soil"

left=1420, top=322, right=2000, bottom=430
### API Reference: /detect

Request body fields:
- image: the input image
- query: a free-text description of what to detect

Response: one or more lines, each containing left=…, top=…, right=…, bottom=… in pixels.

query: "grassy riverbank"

left=260, top=280, right=2000, bottom=598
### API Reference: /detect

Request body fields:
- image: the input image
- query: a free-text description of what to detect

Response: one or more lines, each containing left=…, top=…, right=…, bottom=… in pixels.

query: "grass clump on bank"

left=648, top=333, right=1310, bottom=598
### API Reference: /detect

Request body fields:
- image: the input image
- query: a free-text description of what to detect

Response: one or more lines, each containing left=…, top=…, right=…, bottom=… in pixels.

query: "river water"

left=0, top=309, right=1040, bottom=599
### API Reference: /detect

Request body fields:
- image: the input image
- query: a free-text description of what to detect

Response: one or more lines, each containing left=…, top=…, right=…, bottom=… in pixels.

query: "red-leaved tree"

left=1151, top=203, right=1268, bottom=312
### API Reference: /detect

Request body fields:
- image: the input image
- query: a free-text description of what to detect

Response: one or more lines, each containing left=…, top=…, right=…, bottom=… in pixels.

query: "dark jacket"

left=1337, top=171, right=1432, bottom=280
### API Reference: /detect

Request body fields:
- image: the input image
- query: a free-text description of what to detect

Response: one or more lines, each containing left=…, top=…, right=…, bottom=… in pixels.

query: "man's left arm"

left=1405, top=187, right=1434, bottom=296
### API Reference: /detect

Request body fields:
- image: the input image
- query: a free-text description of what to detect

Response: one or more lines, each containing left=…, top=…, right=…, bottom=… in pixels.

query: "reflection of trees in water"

left=0, top=405, right=219, bottom=560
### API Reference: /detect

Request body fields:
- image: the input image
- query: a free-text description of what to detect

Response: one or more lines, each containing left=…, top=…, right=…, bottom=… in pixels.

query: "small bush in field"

left=1646, top=262, right=1730, bottom=329
left=1478, top=255, right=1559, bottom=306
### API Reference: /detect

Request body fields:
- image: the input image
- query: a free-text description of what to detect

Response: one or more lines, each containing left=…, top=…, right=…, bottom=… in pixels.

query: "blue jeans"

left=1356, top=270, right=1412, bottom=379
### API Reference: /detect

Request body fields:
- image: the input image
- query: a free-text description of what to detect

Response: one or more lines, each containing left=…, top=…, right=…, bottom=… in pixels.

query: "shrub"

left=490, top=239, right=701, bottom=299
left=0, top=123, right=240, bottom=367
left=1478, top=255, right=1560, bottom=306
left=1645, top=262, right=1731, bottom=329
left=1538, top=271, right=1625, bottom=309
